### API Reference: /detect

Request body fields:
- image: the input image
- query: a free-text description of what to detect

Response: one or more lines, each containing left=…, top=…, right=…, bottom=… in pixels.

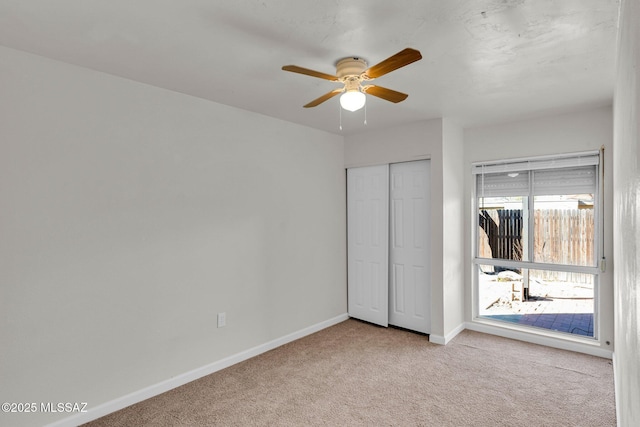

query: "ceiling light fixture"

left=340, top=78, right=366, bottom=111
left=282, top=48, right=422, bottom=113
left=340, top=90, right=366, bottom=112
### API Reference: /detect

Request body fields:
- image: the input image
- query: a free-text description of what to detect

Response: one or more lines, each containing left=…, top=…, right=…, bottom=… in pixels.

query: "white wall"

left=0, top=46, right=346, bottom=427
left=463, top=106, right=614, bottom=356
left=344, top=119, right=442, bottom=168
left=613, top=0, right=640, bottom=424
left=441, top=119, right=465, bottom=337
left=344, top=119, right=466, bottom=342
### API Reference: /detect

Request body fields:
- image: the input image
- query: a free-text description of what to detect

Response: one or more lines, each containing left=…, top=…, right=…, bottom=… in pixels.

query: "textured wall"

left=613, top=0, right=640, bottom=424
left=0, top=46, right=346, bottom=427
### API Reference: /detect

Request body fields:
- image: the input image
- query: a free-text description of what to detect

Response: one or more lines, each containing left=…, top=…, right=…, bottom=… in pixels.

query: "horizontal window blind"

left=475, top=152, right=599, bottom=198
left=472, top=151, right=599, bottom=175
left=477, top=170, right=529, bottom=197
left=532, top=166, right=597, bottom=195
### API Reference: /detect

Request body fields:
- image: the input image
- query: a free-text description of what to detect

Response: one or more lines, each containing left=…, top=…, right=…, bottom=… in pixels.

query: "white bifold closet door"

left=389, top=160, right=431, bottom=333
left=347, top=165, right=389, bottom=327
left=347, top=160, right=431, bottom=334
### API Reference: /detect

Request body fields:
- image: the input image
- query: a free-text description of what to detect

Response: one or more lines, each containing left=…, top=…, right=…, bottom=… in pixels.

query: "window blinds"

left=532, top=166, right=597, bottom=195
left=477, top=170, right=529, bottom=197
left=474, top=151, right=599, bottom=198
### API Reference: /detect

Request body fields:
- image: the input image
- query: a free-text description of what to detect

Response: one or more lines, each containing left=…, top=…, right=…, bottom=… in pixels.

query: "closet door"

left=347, top=165, right=389, bottom=327
left=389, top=160, right=431, bottom=333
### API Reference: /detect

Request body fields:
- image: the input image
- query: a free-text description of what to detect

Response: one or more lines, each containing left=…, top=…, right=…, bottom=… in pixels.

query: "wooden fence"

left=486, top=209, right=523, bottom=261
left=478, top=209, right=595, bottom=283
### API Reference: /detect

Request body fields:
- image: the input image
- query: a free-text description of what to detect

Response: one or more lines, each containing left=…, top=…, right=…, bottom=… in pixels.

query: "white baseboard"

left=612, top=353, right=620, bottom=427
left=45, top=313, right=349, bottom=427
left=429, top=322, right=466, bottom=345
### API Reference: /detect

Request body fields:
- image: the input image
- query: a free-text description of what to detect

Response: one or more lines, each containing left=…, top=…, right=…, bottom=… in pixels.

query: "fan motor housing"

left=336, top=57, right=367, bottom=80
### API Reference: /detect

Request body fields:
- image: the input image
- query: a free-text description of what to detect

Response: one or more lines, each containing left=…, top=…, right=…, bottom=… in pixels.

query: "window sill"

left=467, top=317, right=612, bottom=359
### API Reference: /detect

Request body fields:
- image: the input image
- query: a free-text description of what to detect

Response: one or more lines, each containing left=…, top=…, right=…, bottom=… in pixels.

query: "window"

left=473, top=151, right=601, bottom=339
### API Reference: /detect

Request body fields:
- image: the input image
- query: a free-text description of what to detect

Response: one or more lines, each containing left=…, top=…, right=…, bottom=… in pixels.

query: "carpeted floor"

left=85, top=319, right=615, bottom=426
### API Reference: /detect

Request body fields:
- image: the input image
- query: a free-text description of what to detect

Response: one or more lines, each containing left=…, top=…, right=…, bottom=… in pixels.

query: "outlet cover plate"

left=217, top=312, right=226, bottom=328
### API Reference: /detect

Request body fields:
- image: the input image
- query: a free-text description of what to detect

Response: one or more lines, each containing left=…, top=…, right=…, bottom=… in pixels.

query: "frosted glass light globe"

left=340, top=91, right=366, bottom=112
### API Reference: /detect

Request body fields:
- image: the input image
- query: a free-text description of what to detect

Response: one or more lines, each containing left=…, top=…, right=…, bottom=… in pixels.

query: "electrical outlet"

left=217, top=312, right=226, bottom=328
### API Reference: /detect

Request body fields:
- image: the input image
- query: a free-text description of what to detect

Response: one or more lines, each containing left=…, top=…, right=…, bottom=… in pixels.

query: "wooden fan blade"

left=282, top=65, right=339, bottom=81
left=304, top=88, right=344, bottom=108
left=361, top=85, right=408, bottom=103
left=362, top=48, right=422, bottom=80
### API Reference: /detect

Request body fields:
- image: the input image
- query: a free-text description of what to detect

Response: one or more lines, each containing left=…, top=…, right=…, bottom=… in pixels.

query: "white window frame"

left=471, top=150, right=603, bottom=341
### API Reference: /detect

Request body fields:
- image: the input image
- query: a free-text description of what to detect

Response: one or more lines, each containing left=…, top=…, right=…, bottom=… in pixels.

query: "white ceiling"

left=0, top=0, right=620, bottom=135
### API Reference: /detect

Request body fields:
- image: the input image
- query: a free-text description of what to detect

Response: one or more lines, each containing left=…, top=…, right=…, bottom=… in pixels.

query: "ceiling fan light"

left=340, top=90, right=366, bottom=112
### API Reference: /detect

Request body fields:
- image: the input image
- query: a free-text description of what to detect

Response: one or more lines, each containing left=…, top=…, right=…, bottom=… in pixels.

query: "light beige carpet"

left=85, top=319, right=615, bottom=426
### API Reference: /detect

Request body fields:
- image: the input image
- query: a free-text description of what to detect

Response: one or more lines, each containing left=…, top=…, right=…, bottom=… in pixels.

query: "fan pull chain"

left=339, top=103, right=343, bottom=131
left=364, top=101, right=367, bottom=125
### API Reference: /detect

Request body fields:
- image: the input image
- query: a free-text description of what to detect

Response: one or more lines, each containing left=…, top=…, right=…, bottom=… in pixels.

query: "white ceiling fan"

left=282, top=48, right=422, bottom=111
